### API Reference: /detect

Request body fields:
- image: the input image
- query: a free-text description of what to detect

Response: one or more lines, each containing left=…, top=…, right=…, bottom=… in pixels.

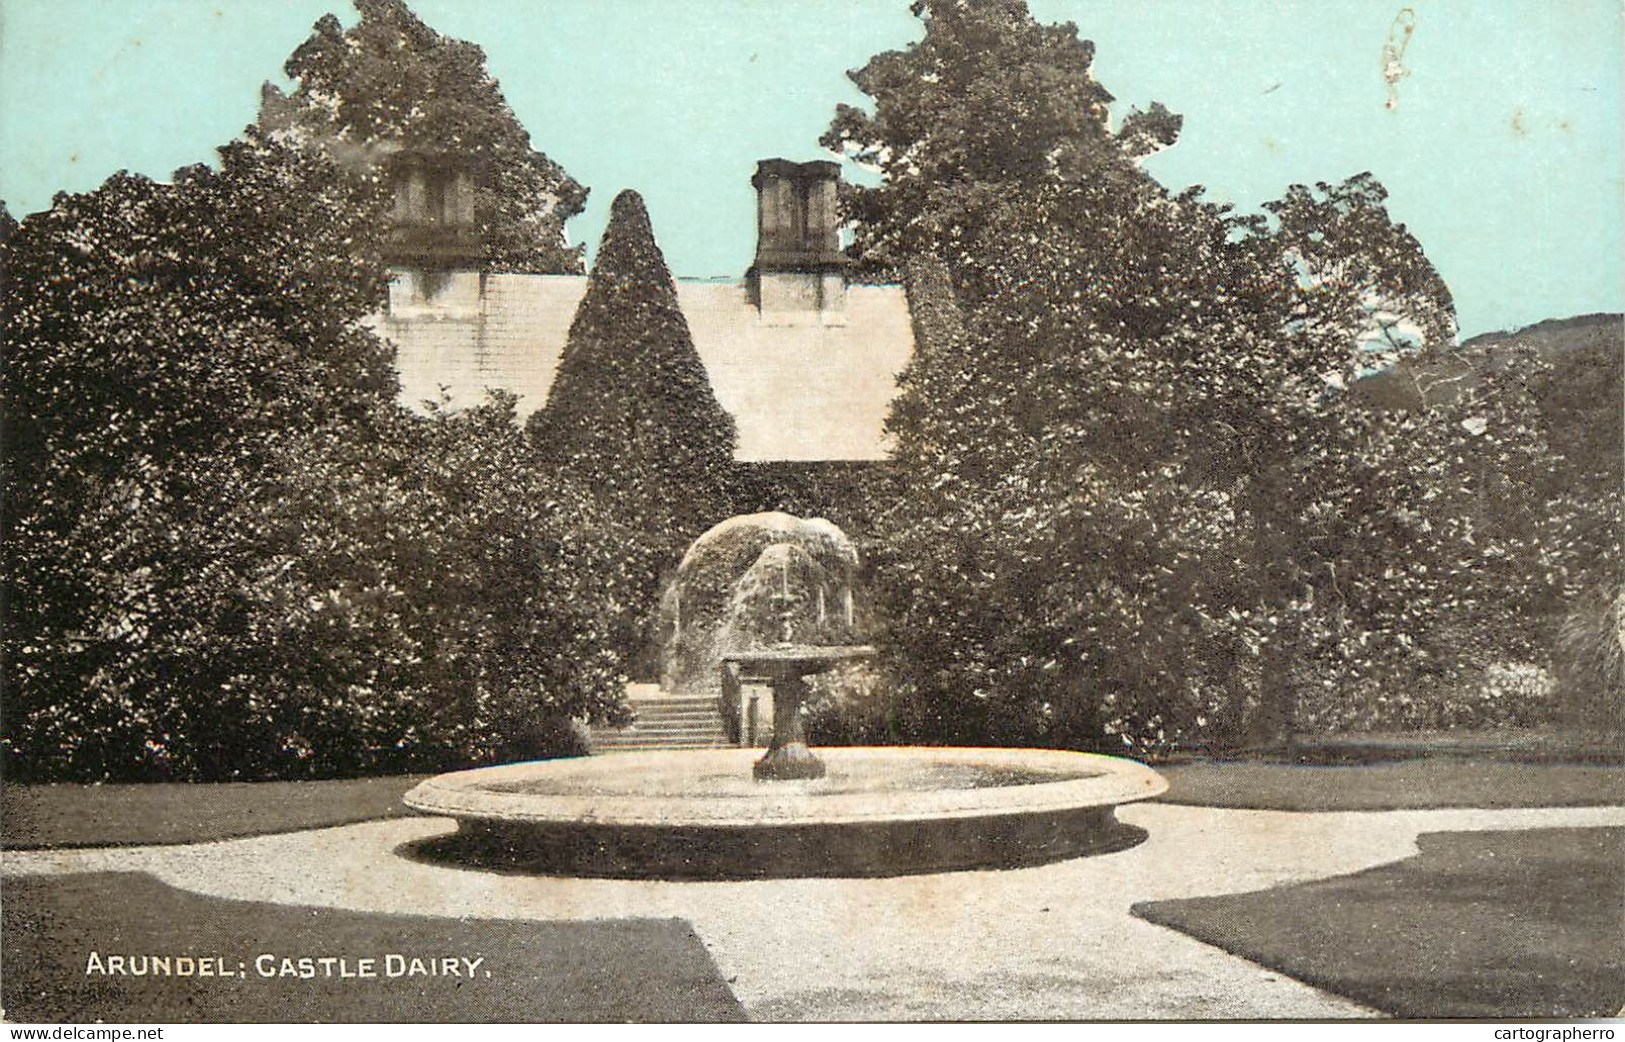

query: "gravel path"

left=7, top=803, right=1623, bottom=1020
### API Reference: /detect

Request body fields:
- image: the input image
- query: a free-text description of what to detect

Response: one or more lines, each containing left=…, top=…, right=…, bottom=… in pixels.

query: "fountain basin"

left=402, top=747, right=1167, bottom=878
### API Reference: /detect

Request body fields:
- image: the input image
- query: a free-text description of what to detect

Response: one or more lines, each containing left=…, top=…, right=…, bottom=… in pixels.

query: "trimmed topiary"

left=527, top=190, right=738, bottom=675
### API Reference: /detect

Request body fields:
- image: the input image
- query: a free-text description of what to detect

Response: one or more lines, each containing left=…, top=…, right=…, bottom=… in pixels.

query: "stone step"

left=627, top=708, right=724, bottom=721
left=626, top=698, right=719, bottom=710
left=592, top=688, right=733, bottom=753
left=592, top=736, right=732, bottom=748
left=593, top=743, right=735, bottom=754
left=600, top=729, right=731, bottom=742
left=626, top=710, right=720, bottom=720
left=593, top=721, right=730, bottom=734
left=627, top=700, right=720, bottom=712
left=591, top=734, right=731, bottom=744
left=594, top=722, right=728, bottom=734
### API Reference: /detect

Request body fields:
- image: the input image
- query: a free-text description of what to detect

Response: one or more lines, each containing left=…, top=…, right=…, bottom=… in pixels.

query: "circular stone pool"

left=403, top=747, right=1167, bottom=879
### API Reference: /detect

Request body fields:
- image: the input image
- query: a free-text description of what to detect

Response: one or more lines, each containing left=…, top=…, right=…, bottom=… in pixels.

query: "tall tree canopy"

left=528, top=190, right=738, bottom=674
left=260, top=0, right=587, bottom=273
left=825, top=0, right=1563, bottom=755
left=1267, top=174, right=1457, bottom=367
left=821, top=0, right=1175, bottom=277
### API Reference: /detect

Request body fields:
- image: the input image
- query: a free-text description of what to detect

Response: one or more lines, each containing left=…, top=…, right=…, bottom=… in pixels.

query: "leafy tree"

left=1541, top=340, right=1624, bottom=728
left=830, top=0, right=1549, bottom=755
left=1290, top=364, right=1568, bottom=731
left=1330, top=342, right=1622, bottom=732
left=261, top=0, right=587, bottom=273
left=875, top=173, right=1347, bottom=752
left=3, top=132, right=397, bottom=594
left=1532, top=340, right=1624, bottom=596
left=821, top=0, right=1166, bottom=278
left=2, top=125, right=624, bottom=780
left=527, top=190, right=738, bottom=675
left=1265, top=174, right=1457, bottom=371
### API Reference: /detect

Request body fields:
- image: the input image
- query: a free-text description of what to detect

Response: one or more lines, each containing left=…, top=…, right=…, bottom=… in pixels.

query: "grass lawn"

left=1277, top=728, right=1623, bottom=765
left=6, top=749, right=1623, bottom=852
left=1, top=775, right=429, bottom=849
left=1, top=871, right=745, bottom=1023
left=1156, top=759, right=1625, bottom=811
left=1133, top=827, right=1625, bottom=1019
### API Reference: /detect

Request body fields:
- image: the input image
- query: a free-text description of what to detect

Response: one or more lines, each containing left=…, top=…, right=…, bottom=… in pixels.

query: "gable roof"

left=371, top=271, right=915, bottom=462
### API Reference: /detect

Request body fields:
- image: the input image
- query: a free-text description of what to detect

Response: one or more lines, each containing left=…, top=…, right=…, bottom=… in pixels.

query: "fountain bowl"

left=402, top=747, right=1167, bottom=879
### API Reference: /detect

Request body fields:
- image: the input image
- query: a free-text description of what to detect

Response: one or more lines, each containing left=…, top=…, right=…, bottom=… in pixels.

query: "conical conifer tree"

left=529, top=190, right=737, bottom=670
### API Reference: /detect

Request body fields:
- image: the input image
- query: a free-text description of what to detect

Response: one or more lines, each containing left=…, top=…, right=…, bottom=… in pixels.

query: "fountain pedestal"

left=755, top=671, right=822, bottom=780
left=722, top=645, right=875, bottom=782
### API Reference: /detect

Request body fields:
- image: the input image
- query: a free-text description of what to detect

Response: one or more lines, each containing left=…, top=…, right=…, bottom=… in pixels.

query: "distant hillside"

left=1354, top=313, right=1622, bottom=412
left=1355, top=311, right=1622, bottom=483
left=1353, top=314, right=1622, bottom=524
left=1462, top=313, right=1624, bottom=357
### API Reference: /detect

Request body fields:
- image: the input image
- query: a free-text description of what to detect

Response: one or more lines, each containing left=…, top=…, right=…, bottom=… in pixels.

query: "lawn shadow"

left=1154, top=759, right=1625, bottom=811
left=1, top=870, right=745, bottom=1023
left=1133, top=826, right=1625, bottom=1019
left=1, top=776, right=429, bottom=849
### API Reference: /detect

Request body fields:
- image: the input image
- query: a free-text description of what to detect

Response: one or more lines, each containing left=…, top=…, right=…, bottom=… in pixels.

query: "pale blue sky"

left=0, top=0, right=1619, bottom=338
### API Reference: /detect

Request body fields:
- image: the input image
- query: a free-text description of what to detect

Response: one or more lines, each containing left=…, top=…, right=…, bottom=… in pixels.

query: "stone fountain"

left=402, top=513, right=1167, bottom=878
left=725, top=643, right=873, bottom=781
left=725, top=557, right=874, bottom=781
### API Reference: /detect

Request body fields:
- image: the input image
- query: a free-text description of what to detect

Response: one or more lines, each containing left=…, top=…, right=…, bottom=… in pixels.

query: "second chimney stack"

left=749, top=158, right=846, bottom=325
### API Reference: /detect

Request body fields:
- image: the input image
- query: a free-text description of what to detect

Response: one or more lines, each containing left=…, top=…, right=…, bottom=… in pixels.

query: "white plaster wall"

left=368, top=270, right=915, bottom=462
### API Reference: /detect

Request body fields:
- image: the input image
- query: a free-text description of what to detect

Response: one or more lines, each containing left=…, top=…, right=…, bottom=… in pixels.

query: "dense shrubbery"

left=1294, top=665, right=1562, bottom=736
left=725, top=461, right=903, bottom=555
left=527, top=191, right=738, bottom=679
left=819, top=0, right=1596, bottom=755
left=804, top=662, right=894, bottom=746
left=2, top=127, right=624, bottom=780
left=1556, top=585, right=1625, bottom=732
left=1537, top=341, right=1624, bottom=728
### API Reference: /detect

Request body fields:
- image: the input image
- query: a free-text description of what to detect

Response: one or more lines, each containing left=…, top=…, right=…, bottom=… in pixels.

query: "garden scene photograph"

left=0, top=0, right=1621, bottom=1026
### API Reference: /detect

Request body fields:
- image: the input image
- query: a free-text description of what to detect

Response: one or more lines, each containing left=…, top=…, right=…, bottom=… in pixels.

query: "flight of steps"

left=590, top=685, right=734, bottom=753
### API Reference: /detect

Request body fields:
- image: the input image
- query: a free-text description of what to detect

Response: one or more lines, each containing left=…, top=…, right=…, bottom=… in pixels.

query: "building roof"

left=370, top=272, right=915, bottom=462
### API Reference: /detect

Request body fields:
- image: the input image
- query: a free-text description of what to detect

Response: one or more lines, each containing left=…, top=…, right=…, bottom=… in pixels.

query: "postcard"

left=2, top=0, right=1621, bottom=1027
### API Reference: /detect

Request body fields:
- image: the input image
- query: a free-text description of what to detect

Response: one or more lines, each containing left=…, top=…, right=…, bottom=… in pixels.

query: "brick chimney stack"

left=748, top=159, right=846, bottom=325
left=386, top=149, right=482, bottom=269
